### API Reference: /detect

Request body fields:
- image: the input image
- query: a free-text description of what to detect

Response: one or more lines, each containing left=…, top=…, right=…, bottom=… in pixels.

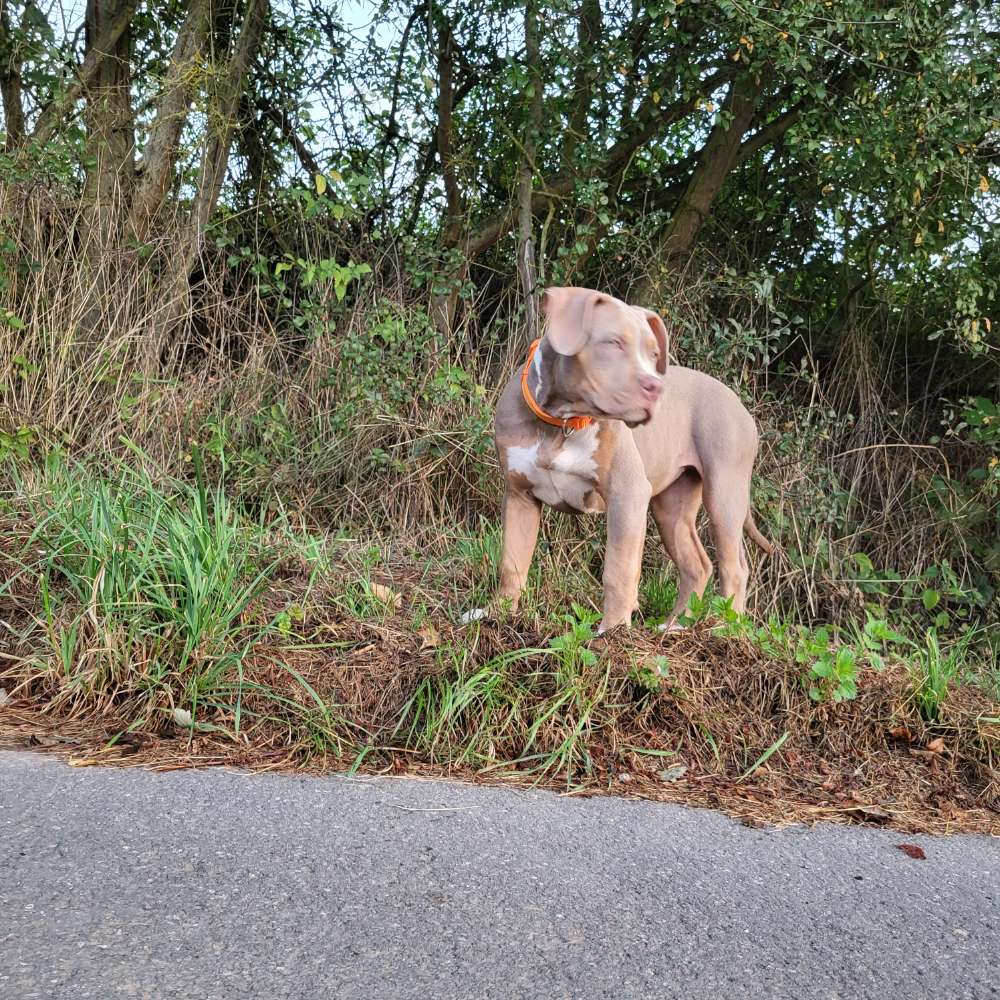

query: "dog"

left=466, top=285, right=772, bottom=634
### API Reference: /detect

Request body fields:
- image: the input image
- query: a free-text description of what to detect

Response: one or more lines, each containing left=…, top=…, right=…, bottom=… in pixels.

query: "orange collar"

left=520, top=339, right=595, bottom=433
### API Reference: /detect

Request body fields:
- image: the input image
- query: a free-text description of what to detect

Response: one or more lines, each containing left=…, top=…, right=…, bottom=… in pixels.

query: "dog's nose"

left=638, top=375, right=662, bottom=401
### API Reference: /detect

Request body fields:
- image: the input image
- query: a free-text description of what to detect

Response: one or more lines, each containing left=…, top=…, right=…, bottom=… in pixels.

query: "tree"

left=0, top=0, right=995, bottom=355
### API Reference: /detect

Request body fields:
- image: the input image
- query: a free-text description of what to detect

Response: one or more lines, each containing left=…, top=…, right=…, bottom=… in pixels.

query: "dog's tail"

left=744, top=512, right=775, bottom=556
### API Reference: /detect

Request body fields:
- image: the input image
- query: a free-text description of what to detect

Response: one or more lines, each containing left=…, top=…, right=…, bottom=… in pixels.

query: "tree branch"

left=0, top=4, right=27, bottom=150
left=32, top=0, right=138, bottom=145
left=463, top=66, right=735, bottom=260
left=735, top=101, right=804, bottom=166
left=128, top=0, right=212, bottom=237
left=258, top=96, right=322, bottom=178
left=518, top=0, right=543, bottom=336
left=436, top=12, right=463, bottom=248
left=561, top=0, right=602, bottom=171
left=190, top=0, right=268, bottom=235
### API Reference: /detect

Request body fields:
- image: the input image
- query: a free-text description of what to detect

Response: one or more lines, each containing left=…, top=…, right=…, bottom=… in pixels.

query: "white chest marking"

left=507, top=426, right=602, bottom=512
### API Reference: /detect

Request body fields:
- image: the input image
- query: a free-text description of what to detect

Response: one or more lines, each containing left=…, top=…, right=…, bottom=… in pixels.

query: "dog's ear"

left=541, top=286, right=605, bottom=357
left=632, top=307, right=669, bottom=375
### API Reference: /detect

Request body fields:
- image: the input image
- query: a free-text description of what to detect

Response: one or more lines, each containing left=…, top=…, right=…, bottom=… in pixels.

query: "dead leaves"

left=369, top=583, right=402, bottom=611
left=895, top=843, right=927, bottom=860
left=417, top=622, right=440, bottom=650
left=845, top=804, right=892, bottom=824
left=887, top=728, right=946, bottom=755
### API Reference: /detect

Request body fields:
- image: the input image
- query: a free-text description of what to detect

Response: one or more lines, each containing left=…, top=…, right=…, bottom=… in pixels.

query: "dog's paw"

left=597, top=618, right=631, bottom=636
left=459, top=608, right=489, bottom=626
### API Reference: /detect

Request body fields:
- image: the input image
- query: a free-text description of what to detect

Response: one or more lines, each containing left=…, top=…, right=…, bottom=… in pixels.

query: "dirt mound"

left=4, top=614, right=998, bottom=835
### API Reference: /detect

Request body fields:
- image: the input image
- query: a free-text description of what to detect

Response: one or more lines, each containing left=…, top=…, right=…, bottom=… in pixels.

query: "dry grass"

left=2, top=184, right=998, bottom=834
left=2, top=186, right=992, bottom=626
left=3, top=636, right=997, bottom=835
left=3, top=524, right=998, bottom=835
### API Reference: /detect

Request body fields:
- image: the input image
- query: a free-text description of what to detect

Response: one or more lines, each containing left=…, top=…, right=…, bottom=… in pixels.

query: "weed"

left=640, top=572, right=678, bottom=625
left=909, top=629, right=972, bottom=722
left=547, top=603, right=600, bottom=677
left=800, top=634, right=859, bottom=704
left=3, top=451, right=355, bottom=750
left=627, top=655, right=670, bottom=692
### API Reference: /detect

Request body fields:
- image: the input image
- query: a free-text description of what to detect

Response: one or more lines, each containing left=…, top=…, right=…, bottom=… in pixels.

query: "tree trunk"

left=190, top=0, right=267, bottom=236
left=634, top=73, right=763, bottom=304
left=30, top=0, right=136, bottom=146
left=430, top=13, right=465, bottom=335
left=517, top=0, right=543, bottom=339
left=0, top=4, right=26, bottom=150
left=561, top=0, right=601, bottom=171
left=660, top=74, right=762, bottom=261
left=81, top=0, right=136, bottom=244
left=144, top=0, right=268, bottom=374
left=128, top=0, right=212, bottom=239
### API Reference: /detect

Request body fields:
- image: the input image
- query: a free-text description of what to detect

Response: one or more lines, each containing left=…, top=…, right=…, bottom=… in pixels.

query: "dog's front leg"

left=461, top=489, right=540, bottom=625
left=600, top=480, right=652, bottom=634
left=497, top=488, right=542, bottom=610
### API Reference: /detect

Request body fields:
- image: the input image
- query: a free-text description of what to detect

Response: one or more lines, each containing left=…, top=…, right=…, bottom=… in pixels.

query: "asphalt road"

left=1, top=750, right=997, bottom=1000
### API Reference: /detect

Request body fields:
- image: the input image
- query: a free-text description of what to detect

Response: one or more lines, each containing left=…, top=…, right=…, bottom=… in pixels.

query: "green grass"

left=640, top=570, right=679, bottom=626
left=33, top=450, right=266, bottom=698
left=3, top=449, right=358, bottom=747
left=908, top=629, right=974, bottom=722
left=394, top=606, right=616, bottom=786
left=1, top=453, right=998, bottom=804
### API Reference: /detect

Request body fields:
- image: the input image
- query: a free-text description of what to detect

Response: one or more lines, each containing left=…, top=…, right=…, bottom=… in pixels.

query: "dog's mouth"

left=624, top=409, right=652, bottom=428
left=581, top=402, right=651, bottom=427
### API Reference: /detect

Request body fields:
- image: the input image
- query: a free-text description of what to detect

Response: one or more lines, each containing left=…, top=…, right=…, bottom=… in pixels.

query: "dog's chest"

left=505, top=426, right=606, bottom=513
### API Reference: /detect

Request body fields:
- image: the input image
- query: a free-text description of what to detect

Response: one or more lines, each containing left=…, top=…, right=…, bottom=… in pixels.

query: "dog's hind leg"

left=651, top=470, right=712, bottom=626
left=703, top=474, right=752, bottom=613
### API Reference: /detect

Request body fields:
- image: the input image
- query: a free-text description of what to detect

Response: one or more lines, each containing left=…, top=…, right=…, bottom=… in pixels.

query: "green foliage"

left=800, top=632, right=859, bottom=704
left=548, top=604, right=600, bottom=676
left=0, top=425, right=39, bottom=464
left=628, top=655, right=670, bottom=693
left=672, top=587, right=953, bottom=708
left=953, top=396, right=1000, bottom=501
left=850, top=555, right=988, bottom=630
left=283, top=255, right=371, bottom=303
left=7, top=449, right=356, bottom=748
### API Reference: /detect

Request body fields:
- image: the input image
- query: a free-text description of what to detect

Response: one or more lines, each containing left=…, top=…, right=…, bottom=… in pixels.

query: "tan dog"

left=467, top=285, right=772, bottom=633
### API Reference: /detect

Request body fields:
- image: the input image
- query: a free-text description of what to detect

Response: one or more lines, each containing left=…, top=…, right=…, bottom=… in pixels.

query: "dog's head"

left=540, top=286, right=668, bottom=427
